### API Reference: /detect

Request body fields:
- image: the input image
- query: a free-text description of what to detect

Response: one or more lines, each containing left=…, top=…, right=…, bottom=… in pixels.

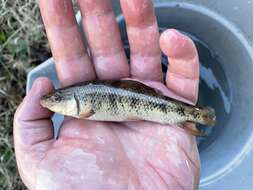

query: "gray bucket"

left=27, top=1, right=253, bottom=189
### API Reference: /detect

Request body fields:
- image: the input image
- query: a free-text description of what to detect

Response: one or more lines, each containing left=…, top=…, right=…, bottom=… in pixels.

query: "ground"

left=0, top=0, right=77, bottom=189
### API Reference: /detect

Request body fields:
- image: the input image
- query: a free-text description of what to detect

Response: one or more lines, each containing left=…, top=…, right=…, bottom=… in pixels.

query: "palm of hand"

left=14, top=1, right=200, bottom=190
left=15, top=81, right=199, bottom=190
left=38, top=86, right=199, bottom=190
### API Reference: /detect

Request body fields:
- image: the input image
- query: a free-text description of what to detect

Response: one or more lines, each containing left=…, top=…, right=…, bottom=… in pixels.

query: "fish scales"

left=76, top=84, right=182, bottom=124
left=40, top=80, right=216, bottom=136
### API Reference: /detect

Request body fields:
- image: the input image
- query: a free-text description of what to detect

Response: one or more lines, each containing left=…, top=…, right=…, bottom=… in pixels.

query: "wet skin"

left=14, top=0, right=200, bottom=189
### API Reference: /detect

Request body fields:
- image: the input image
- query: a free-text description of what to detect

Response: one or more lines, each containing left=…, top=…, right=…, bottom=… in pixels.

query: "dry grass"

left=0, top=0, right=76, bottom=189
left=0, top=0, right=50, bottom=189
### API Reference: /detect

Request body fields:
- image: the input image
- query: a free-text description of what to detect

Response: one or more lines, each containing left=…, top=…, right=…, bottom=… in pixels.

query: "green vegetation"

left=1, top=0, right=81, bottom=188
left=0, top=0, right=55, bottom=189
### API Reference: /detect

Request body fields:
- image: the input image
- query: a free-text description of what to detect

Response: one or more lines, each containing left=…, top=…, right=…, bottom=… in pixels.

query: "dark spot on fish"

left=74, top=93, right=80, bottom=115
left=152, top=102, right=158, bottom=110
left=95, top=97, right=102, bottom=109
left=90, top=93, right=102, bottom=111
left=176, top=107, right=185, bottom=116
left=130, top=98, right=138, bottom=109
left=117, top=95, right=123, bottom=105
left=157, top=103, right=167, bottom=113
left=108, top=94, right=117, bottom=110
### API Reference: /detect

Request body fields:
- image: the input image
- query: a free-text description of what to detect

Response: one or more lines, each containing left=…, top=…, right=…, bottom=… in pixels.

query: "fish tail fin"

left=200, top=106, right=216, bottom=126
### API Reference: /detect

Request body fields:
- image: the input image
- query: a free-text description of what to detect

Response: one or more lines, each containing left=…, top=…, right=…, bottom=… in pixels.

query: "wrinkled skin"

left=14, top=0, right=201, bottom=189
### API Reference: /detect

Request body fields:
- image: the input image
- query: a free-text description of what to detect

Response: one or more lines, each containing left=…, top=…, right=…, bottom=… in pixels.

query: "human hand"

left=14, top=0, right=200, bottom=189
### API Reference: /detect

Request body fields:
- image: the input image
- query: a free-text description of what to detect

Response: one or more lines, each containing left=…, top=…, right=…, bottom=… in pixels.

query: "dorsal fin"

left=103, top=80, right=194, bottom=107
left=55, top=80, right=161, bottom=97
left=55, top=79, right=192, bottom=107
left=102, top=80, right=164, bottom=97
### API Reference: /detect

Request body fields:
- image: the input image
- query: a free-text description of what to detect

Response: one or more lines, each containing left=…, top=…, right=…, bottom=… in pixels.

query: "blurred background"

left=0, top=0, right=77, bottom=189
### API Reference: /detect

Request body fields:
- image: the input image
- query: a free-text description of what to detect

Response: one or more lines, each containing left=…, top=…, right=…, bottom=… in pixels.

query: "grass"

left=0, top=0, right=76, bottom=189
left=0, top=0, right=50, bottom=189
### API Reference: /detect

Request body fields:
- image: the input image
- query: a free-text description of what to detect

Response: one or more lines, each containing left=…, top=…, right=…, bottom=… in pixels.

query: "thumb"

left=14, top=77, right=54, bottom=149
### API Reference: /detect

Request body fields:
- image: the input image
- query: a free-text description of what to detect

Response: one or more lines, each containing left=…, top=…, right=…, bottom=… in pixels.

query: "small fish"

left=40, top=80, right=216, bottom=136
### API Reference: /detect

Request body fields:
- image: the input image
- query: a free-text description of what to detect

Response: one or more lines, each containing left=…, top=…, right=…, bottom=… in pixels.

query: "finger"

left=79, top=0, right=129, bottom=79
left=39, top=0, right=96, bottom=86
left=160, top=29, right=199, bottom=103
left=120, top=0, right=162, bottom=81
left=14, top=77, right=54, bottom=148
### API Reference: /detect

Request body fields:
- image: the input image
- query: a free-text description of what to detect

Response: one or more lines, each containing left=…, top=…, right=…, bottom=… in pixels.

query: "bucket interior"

left=115, top=3, right=253, bottom=184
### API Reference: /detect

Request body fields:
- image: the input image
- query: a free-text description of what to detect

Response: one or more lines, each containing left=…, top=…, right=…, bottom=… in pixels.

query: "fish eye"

left=53, top=93, right=62, bottom=102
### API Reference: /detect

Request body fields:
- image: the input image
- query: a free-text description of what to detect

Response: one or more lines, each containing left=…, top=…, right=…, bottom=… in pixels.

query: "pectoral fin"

left=79, top=109, right=95, bottom=118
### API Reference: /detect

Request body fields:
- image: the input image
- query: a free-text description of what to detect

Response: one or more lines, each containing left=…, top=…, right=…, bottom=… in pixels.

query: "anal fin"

left=184, top=123, right=207, bottom=137
left=127, top=116, right=143, bottom=121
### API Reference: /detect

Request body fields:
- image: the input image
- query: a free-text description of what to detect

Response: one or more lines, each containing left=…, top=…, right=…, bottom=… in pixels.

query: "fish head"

left=40, top=88, right=78, bottom=117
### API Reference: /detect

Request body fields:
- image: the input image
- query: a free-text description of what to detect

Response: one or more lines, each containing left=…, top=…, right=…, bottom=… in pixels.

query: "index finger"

left=39, top=0, right=96, bottom=86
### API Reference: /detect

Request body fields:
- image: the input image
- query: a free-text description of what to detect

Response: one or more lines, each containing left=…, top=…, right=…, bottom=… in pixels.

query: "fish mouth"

left=40, top=94, right=53, bottom=108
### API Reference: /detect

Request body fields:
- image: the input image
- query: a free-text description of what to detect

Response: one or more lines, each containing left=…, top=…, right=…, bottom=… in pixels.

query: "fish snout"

left=40, top=94, right=55, bottom=108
